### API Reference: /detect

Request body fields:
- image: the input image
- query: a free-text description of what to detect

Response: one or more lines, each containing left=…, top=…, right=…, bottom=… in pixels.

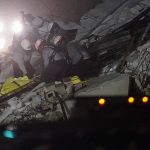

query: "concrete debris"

left=135, top=78, right=145, bottom=94
left=101, top=65, right=115, bottom=75
left=101, top=61, right=120, bottom=75
left=80, top=0, right=149, bottom=43
left=1, top=0, right=150, bottom=124
left=75, top=73, right=131, bottom=97
left=125, top=41, right=150, bottom=90
left=46, top=111, right=63, bottom=121
left=144, top=84, right=150, bottom=96
left=0, top=82, right=74, bottom=124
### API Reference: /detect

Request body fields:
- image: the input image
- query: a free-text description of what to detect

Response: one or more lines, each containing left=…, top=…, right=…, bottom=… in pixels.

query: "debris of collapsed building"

left=1, top=1, right=150, bottom=83
left=1, top=0, right=150, bottom=124
left=124, top=42, right=150, bottom=95
left=80, top=0, right=150, bottom=45
left=82, top=5, right=150, bottom=95
left=0, top=74, right=87, bottom=125
left=0, top=80, right=76, bottom=125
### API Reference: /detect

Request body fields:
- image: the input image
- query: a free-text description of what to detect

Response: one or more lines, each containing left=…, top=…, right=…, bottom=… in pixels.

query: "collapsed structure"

left=0, top=0, right=150, bottom=124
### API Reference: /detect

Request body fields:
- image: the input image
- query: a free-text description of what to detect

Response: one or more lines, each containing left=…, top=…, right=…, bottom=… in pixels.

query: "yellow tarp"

left=0, top=76, right=30, bottom=96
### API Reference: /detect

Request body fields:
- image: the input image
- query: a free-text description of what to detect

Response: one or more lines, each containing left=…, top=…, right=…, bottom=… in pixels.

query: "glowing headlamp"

left=12, top=20, right=23, bottom=34
left=0, top=22, right=4, bottom=32
left=0, top=38, right=5, bottom=49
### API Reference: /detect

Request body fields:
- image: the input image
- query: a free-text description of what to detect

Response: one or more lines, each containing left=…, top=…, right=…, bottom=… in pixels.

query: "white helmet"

left=21, top=39, right=32, bottom=50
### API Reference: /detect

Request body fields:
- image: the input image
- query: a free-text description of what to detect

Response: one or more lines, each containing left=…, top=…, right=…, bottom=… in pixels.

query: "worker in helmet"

left=35, top=35, right=70, bottom=83
left=12, top=39, right=35, bottom=78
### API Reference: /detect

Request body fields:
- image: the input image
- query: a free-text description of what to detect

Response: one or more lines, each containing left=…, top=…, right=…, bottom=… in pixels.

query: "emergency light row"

left=98, top=96, right=149, bottom=106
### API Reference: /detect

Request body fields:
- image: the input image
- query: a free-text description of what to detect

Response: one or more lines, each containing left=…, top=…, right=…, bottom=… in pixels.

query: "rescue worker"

left=35, top=35, right=70, bottom=83
left=35, top=39, right=49, bottom=69
left=12, top=39, right=35, bottom=78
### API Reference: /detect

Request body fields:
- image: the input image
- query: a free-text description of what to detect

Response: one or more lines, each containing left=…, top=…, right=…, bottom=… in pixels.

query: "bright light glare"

left=99, top=98, right=106, bottom=105
left=142, top=96, right=149, bottom=103
left=0, top=38, right=5, bottom=49
left=128, top=97, right=135, bottom=104
left=0, top=22, right=4, bottom=32
left=12, top=20, right=23, bottom=34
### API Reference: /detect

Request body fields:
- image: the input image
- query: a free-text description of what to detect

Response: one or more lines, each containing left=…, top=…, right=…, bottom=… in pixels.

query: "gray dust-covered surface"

left=75, top=73, right=130, bottom=97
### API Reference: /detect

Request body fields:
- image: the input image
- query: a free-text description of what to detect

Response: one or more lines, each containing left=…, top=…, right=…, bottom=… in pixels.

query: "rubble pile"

left=1, top=0, right=150, bottom=125
left=0, top=82, right=73, bottom=125
left=125, top=41, right=150, bottom=93
left=87, top=4, right=150, bottom=84
left=88, top=30, right=132, bottom=76
left=79, top=0, right=150, bottom=43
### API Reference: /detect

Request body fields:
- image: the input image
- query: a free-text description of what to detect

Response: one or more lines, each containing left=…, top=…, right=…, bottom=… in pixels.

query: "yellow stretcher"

left=0, top=76, right=31, bottom=96
left=0, top=75, right=87, bottom=100
left=71, top=76, right=87, bottom=91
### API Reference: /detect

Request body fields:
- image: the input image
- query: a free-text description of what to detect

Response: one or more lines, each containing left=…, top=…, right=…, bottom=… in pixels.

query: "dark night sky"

left=0, top=0, right=101, bottom=23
